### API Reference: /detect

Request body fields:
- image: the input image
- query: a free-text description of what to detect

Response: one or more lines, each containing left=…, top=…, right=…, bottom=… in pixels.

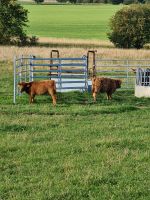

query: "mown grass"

left=24, top=4, right=122, bottom=40
left=0, top=61, right=150, bottom=199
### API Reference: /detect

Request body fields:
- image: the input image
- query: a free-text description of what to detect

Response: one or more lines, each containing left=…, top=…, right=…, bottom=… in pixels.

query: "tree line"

left=34, top=0, right=149, bottom=4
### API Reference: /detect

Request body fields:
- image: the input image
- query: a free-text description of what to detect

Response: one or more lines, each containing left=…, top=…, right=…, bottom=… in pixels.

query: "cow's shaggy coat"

left=18, top=80, right=57, bottom=105
left=92, top=77, right=122, bottom=101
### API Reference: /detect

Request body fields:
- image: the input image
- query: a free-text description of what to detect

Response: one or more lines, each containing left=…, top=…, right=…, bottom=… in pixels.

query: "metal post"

left=144, top=69, right=146, bottom=86
left=28, top=56, right=30, bottom=82
left=19, top=56, right=22, bottom=84
left=83, top=55, right=88, bottom=91
left=140, top=68, right=142, bottom=86
left=13, top=56, right=16, bottom=104
left=58, top=58, right=62, bottom=92
left=23, top=55, right=27, bottom=82
left=87, top=50, right=97, bottom=78
left=29, top=56, right=31, bottom=82
left=126, top=60, right=129, bottom=89
left=49, top=49, right=60, bottom=79
left=29, top=55, right=34, bottom=82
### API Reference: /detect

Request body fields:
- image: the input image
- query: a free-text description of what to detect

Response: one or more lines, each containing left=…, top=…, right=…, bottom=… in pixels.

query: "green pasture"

left=0, top=61, right=150, bottom=199
left=24, top=4, right=122, bottom=40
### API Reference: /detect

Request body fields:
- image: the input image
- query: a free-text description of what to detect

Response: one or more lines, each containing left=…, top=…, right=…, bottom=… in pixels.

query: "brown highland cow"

left=18, top=80, right=57, bottom=105
left=92, top=77, right=122, bottom=101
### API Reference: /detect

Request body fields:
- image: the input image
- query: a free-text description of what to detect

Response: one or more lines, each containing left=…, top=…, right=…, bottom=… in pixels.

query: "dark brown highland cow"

left=18, top=80, right=57, bottom=105
left=92, top=77, right=122, bottom=101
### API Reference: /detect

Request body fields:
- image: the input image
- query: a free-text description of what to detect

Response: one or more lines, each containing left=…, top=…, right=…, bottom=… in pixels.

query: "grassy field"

left=0, top=60, right=150, bottom=199
left=24, top=4, right=122, bottom=40
left=1, top=3, right=150, bottom=200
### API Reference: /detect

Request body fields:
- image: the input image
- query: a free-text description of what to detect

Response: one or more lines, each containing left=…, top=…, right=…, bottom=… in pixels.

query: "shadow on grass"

left=1, top=90, right=150, bottom=117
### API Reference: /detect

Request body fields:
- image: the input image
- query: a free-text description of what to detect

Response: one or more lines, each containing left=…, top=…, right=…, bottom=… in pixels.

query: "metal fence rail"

left=94, top=58, right=150, bottom=89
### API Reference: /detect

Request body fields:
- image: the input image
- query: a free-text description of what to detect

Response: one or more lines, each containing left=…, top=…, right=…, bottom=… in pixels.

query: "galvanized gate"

left=87, top=51, right=150, bottom=89
left=14, top=54, right=88, bottom=104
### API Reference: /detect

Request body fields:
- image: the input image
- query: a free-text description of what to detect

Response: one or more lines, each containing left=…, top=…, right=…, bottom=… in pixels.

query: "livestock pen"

left=13, top=50, right=150, bottom=103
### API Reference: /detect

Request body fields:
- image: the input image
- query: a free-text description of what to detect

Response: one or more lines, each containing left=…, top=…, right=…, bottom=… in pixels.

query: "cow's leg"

left=106, top=93, right=109, bottom=100
left=31, top=94, right=35, bottom=103
left=107, top=92, right=112, bottom=100
left=48, top=89, right=57, bottom=106
left=109, top=94, right=112, bottom=100
left=29, top=95, right=32, bottom=103
left=29, top=94, right=35, bottom=103
left=93, top=92, right=97, bottom=102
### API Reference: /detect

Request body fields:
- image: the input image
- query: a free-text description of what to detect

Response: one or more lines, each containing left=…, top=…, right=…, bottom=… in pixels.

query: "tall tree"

left=0, top=0, right=28, bottom=45
left=108, top=5, right=150, bottom=49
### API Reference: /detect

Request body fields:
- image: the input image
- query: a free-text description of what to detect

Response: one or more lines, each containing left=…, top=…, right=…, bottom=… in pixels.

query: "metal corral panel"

left=14, top=55, right=88, bottom=103
left=94, top=59, right=150, bottom=89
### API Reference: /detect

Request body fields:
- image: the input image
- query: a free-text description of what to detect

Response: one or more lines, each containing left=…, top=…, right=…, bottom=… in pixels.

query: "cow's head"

left=18, top=82, right=31, bottom=93
left=115, top=79, right=122, bottom=88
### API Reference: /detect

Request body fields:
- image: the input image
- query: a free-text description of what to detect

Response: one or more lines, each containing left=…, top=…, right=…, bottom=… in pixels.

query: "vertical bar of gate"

left=21, top=55, right=23, bottom=81
left=29, top=55, right=34, bottom=81
left=144, top=69, right=146, bottom=86
left=87, top=50, right=96, bottom=78
left=126, top=60, right=129, bottom=89
left=84, top=55, right=88, bottom=91
left=29, top=56, right=31, bottom=82
left=28, top=57, right=30, bottom=82
left=139, top=68, right=141, bottom=86
left=58, top=58, right=62, bottom=92
left=19, top=56, right=22, bottom=84
left=49, top=50, right=60, bottom=80
left=13, top=56, right=16, bottom=104
left=136, top=68, right=138, bottom=85
left=24, top=55, right=27, bottom=82
left=18, top=56, right=22, bottom=96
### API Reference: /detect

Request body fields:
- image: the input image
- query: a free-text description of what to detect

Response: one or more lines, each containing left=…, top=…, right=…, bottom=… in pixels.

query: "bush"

left=111, top=0, right=123, bottom=4
left=123, top=0, right=136, bottom=4
left=108, top=5, right=150, bottom=49
left=29, top=36, right=39, bottom=46
left=17, top=35, right=38, bottom=46
left=34, top=0, right=45, bottom=3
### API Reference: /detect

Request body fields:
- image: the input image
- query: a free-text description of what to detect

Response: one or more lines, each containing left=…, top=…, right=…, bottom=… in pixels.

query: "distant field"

left=24, top=4, right=122, bottom=40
